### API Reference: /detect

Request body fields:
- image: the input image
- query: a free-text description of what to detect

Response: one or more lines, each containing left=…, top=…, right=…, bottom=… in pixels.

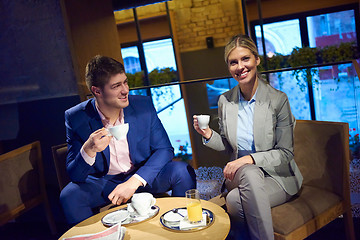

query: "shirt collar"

left=239, top=87, right=258, bottom=104
left=95, top=102, right=123, bottom=127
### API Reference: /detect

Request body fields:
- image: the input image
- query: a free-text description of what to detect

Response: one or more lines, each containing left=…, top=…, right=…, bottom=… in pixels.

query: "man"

left=60, top=55, right=196, bottom=224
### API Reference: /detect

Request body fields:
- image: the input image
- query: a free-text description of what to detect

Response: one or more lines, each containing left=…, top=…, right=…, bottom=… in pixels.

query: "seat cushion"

left=272, top=185, right=341, bottom=235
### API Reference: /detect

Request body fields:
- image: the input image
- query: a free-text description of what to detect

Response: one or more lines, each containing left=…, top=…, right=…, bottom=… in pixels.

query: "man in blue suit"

left=60, top=55, right=196, bottom=224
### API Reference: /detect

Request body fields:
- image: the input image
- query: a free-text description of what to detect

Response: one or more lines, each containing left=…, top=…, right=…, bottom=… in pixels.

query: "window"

left=121, top=46, right=141, bottom=74
left=150, top=85, right=191, bottom=155
left=121, top=37, right=178, bottom=86
left=255, top=19, right=302, bottom=56
left=143, top=38, right=177, bottom=73
left=268, top=71, right=311, bottom=120
left=123, top=38, right=189, bottom=156
left=307, top=10, right=357, bottom=48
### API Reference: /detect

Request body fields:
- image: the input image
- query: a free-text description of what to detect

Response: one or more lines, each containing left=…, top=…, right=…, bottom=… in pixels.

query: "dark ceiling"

left=112, top=0, right=170, bottom=11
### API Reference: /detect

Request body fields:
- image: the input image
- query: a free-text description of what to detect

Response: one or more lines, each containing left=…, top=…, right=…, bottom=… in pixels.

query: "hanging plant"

left=126, top=67, right=178, bottom=88
left=258, top=42, right=358, bottom=91
left=320, top=42, right=358, bottom=63
left=259, top=53, right=289, bottom=88
left=149, top=67, right=177, bottom=85
left=288, top=46, right=319, bottom=91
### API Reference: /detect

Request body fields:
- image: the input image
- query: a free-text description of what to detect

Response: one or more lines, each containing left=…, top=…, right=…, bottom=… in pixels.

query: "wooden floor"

left=1, top=185, right=359, bottom=240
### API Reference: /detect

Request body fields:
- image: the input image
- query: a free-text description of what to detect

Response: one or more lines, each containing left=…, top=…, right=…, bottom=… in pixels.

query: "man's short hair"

left=85, top=55, right=125, bottom=93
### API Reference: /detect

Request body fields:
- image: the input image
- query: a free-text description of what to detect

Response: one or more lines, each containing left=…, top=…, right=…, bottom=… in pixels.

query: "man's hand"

left=108, top=176, right=143, bottom=205
left=83, top=128, right=111, bottom=157
left=223, top=155, right=254, bottom=181
left=193, top=115, right=212, bottom=140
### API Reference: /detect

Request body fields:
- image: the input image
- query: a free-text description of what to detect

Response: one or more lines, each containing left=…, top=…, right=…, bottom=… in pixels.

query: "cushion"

left=272, top=185, right=341, bottom=235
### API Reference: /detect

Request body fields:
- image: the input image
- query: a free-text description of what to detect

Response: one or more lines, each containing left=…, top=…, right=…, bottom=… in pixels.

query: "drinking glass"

left=185, top=189, right=202, bottom=223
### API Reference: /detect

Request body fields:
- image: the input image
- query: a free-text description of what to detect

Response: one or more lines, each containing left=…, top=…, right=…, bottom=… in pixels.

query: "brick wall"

left=114, top=0, right=245, bottom=52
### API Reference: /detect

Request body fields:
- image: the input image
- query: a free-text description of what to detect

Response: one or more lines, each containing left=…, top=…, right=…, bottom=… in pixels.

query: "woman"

left=193, top=34, right=303, bottom=240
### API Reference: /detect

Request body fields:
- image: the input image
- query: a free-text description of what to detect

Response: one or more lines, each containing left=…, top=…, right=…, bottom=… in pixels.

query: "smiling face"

left=92, top=72, right=129, bottom=111
left=227, top=46, right=260, bottom=86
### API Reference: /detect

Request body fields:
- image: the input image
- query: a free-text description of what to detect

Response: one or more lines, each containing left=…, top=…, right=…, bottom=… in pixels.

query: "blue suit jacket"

left=64, top=95, right=174, bottom=188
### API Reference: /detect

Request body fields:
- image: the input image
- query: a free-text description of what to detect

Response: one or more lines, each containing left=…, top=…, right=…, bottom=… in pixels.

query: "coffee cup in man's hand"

left=107, top=123, right=129, bottom=140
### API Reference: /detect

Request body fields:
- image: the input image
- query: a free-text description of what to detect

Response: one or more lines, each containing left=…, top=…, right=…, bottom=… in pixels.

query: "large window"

left=150, top=85, right=191, bottom=155
left=255, top=19, right=302, bottom=56
left=121, top=37, right=178, bottom=86
left=268, top=71, right=311, bottom=120
left=123, top=38, right=190, bottom=156
left=307, top=9, right=356, bottom=48
left=121, top=46, right=141, bottom=74
left=143, top=38, right=177, bottom=73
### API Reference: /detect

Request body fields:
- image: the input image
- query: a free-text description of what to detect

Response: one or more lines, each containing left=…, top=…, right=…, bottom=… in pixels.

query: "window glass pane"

left=143, top=38, right=177, bottom=72
left=206, top=78, right=231, bottom=109
left=121, top=46, right=141, bottom=74
left=313, top=63, right=360, bottom=135
left=255, top=20, right=302, bottom=56
left=129, top=89, right=147, bottom=96
left=268, top=72, right=312, bottom=120
left=206, top=78, right=238, bottom=109
left=307, top=10, right=357, bottom=48
left=150, top=85, right=192, bottom=156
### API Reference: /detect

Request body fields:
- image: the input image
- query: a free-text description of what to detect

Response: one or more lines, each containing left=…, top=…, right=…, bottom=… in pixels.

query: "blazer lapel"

left=253, top=80, right=270, bottom=150
left=86, top=99, right=111, bottom=167
left=225, top=86, right=239, bottom=151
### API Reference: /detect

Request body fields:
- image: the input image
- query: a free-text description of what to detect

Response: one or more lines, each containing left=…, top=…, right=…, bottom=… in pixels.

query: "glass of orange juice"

left=185, top=189, right=202, bottom=223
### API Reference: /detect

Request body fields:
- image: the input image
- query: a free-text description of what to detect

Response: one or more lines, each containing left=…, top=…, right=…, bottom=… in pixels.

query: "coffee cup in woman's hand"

left=196, top=115, right=210, bottom=129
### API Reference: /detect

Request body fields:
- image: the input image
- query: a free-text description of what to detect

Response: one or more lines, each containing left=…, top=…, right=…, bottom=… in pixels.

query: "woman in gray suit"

left=193, top=35, right=303, bottom=240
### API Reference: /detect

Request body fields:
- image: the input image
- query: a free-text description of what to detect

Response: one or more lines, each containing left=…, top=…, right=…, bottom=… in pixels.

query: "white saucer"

left=102, top=206, right=160, bottom=227
left=102, top=209, right=129, bottom=225
left=163, top=211, right=184, bottom=222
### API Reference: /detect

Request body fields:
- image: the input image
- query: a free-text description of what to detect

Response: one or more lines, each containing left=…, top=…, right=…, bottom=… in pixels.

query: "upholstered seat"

left=272, top=185, right=341, bottom=235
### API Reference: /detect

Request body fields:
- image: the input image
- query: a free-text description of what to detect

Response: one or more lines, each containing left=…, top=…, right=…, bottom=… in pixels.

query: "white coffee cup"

left=197, top=115, right=210, bottom=129
left=107, top=123, right=129, bottom=140
left=128, top=193, right=156, bottom=216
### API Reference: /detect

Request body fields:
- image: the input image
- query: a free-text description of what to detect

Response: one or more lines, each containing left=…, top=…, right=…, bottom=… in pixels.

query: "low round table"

left=59, top=197, right=230, bottom=240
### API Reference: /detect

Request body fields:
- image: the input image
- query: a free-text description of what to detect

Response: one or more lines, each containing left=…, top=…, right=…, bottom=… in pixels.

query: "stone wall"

left=113, top=0, right=245, bottom=52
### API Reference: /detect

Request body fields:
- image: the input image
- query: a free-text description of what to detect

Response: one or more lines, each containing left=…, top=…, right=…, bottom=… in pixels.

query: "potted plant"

left=350, top=131, right=360, bottom=161
left=174, top=141, right=191, bottom=162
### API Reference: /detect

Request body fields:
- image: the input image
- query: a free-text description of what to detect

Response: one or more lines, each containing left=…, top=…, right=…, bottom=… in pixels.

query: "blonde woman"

left=193, top=35, right=303, bottom=240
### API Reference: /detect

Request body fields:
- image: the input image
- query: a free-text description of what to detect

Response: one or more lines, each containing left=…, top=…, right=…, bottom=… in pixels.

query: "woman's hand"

left=193, top=115, right=212, bottom=139
left=224, top=155, right=254, bottom=181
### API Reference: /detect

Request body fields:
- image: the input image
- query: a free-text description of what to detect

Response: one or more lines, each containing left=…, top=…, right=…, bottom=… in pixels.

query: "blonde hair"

left=224, top=34, right=259, bottom=64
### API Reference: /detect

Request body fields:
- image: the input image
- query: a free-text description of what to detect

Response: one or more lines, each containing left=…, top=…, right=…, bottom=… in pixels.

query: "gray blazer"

left=205, top=79, right=303, bottom=195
